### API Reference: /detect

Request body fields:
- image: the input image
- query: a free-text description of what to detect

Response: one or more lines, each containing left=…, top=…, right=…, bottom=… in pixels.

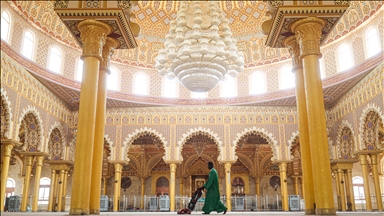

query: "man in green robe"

left=198, top=162, right=227, bottom=214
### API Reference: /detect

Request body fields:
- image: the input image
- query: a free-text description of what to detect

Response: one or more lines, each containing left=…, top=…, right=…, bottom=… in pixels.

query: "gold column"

left=113, top=163, right=123, bottom=212
left=140, top=178, right=145, bottom=209
left=278, top=162, right=289, bottom=211
left=48, top=170, right=56, bottom=212
left=62, top=171, right=69, bottom=211
left=89, top=37, right=119, bottom=215
left=179, top=177, right=184, bottom=196
left=283, top=35, right=316, bottom=215
left=359, top=154, right=372, bottom=211
left=344, top=169, right=356, bottom=211
left=53, top=173, right=60, bottom=210
left=169, top=163, right=176, bottom=212
left=345, top=169, right=355, bottom=211
left=31, top=155, right=45, bottom=212
left=69, top=20, right=112, bottom=215
left=21, top=155, right=33, bottom=212
left=293, top=176, right=299, bottom=195
left=224, top=162, right=232, bottom=211
left=102, top=177, right=108, bottom=196
left=291, top=17, right=335, bottom=215
left=337, top=169, right=346, bottom=211
left=300, top=177, right=304, bottom=199
left=333, top=170, right=341, bottom=210
left=255, top=177, right=261, bottom=210
left=0, top=142, right=14, bottom=212
left=56, top=170, right=65, bottom=212
left=370, top=154, right=383, bottom=211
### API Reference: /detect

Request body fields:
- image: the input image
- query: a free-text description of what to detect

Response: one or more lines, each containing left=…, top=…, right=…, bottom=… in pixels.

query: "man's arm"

left=203, top=169, right=215, bottom=189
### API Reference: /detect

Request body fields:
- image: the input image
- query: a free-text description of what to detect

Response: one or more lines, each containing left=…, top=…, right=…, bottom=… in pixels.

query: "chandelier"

left=155, top=1, right=244, bottom=92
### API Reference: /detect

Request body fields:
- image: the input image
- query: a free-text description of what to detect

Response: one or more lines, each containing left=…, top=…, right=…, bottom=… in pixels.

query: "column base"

left=89, top=209, right=100, bottom=214
left=305, top=209, right=316, bottom=215
left=69, top=208, right=90, bottom=215
left=315, top=208, right=336, bottom=215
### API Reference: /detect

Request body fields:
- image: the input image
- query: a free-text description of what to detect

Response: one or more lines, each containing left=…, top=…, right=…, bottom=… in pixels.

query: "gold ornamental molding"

left=46, top=160, right=73, bottom=171
left=54, top=8, right=138, bottom=49
left=354, top=150, right=384, bottom=156
left=1, top=139, right=22, bottom=148
left=264, top=5, right=349, bottom=48
left=330, top=159, right=359, bottom=171
left=19, top=151, right=49, bottom=157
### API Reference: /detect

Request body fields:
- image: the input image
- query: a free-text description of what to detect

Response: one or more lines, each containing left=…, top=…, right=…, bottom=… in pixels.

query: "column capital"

left=370, top=154, right=379, bottom=165
left=101, top=37, right=120, bottom=72
left=290, top=17, right=326, bottom=59
left=78, top=19, right=113, bottom=61
left=35, top=155, right=45, bottom=166
left=282, top=35, right=302, bottom=70
left=1, top=138, right=22, bottom=149
left=109, top=160, right=129, bottom=165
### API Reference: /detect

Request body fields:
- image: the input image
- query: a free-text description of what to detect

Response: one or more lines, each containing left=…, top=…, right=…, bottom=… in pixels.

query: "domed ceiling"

left=9, top=1, right=383, bottom=68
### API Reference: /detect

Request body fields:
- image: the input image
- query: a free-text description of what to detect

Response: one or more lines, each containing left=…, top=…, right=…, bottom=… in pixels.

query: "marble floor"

left=1, top=211, right=384, bottom=216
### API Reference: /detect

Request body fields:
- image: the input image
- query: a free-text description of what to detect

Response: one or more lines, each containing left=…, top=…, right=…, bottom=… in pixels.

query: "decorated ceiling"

left=9, top=1, right=383, bottom=68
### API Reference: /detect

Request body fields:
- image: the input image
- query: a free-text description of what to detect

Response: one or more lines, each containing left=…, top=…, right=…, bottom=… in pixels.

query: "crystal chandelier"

left=155, top=1, right=244, bottom=92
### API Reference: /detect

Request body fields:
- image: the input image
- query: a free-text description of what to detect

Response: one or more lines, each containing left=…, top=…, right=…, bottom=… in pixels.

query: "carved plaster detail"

left=78, top=20, right=112, bottom=61
left=101, top=37, right=120, bottom=70
left=17, top=105, right=44, bottom=151
left=359, top=103, right=383, bottom=150
left=122, top=127, right=168, bottom=161
left=233, top=127, right=279, bottom=161
left=1, top=88, right=13, bottom=139
left=176, top=127, right=223, bottom=162
left=290, top=17, right=325, bottom=58
left=287, top=131, right=299, bottom=160
left=336, top=120, right=355, bottom=159
left=283, top=36, right=302, bottom=70
left=47, top=121, right=67, bottom=158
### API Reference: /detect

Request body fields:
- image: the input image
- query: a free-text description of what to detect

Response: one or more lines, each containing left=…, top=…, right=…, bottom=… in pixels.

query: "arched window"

left=1, top=11, right=11, bottom=42
left=38, top=177, right=50, bottom=204
left=48, top=47, right=62, bottom=74
left=337, top=44, right=354, bottom=72
left=162, top=77, right=179, bottom=98
left=220, top=76, right=237, bottom=97
left=191, top=92, right=207, bottom=99
left=249, top=71, right=267, bottom=94
left=6, top=178, right=15, bottom=197
left=352, top=177, right=364, bottom=200
left=133, top=73, right=149, bottom=95
left=279, top=66, right=295, bottom=89
left=365, top=28, right=381, bottom=58
left=21, top=31, right=35, bottom=60
left=107, top=67, right=121, bottom=91
left=75, top=59, right=83, bottom=82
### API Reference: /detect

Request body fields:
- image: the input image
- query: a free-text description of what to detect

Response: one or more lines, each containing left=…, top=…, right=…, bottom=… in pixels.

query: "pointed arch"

left=183, top=154, right=213, bottom=175
left=147, top=154, right=165, bottom=173
left=122, top=127, right=168, bottom=161
left=104, top=134, right=113, bottom=159
left=17, top=105, right=44, bottom=152
left=177, top=127, right=223, bottom=162
left=236, top=153, right=255, bottom=175
left=233, top=127, right=279, bottom=161
left=1, top=88, right=13, bottom=139
left=336, top=120, right=356, bottom=159
left=287, top=131, right=299, bottom=160
left=359, top=103, right=384, bottom=150
left=47, top=122, right=67, bottom=160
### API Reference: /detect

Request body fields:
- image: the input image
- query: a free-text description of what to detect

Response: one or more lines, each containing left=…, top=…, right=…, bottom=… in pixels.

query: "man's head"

left=208, top=162, right=214, bottom=170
